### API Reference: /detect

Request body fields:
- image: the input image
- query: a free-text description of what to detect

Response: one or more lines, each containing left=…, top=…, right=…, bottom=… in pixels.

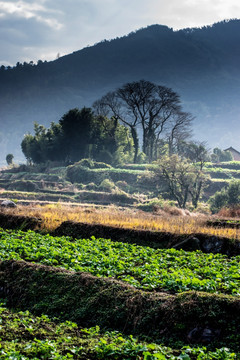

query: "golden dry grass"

left=2, top=203, right=240, bottom=240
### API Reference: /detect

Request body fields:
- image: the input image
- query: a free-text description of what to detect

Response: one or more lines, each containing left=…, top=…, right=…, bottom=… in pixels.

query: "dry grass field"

left=2, top=203, right=240, bottom=240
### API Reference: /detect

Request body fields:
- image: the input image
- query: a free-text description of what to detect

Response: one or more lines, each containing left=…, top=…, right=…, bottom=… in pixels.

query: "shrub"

left=99, top=179, right=115, bottom=192
left=76, top=158, right=94, bottom=168
left=218, top=206, right=240, bottom=217
left=192, top=202, right=211, bottom=215
left=7, top=180, right=39, bottom=192
left=116, top=180, right=129, bottom=191
left=6, top=153, right=14, bottom=165
left=208, top=180, right=240, bottom=213
left=208, top=190, right=229, bottom=213
left=137, top=198, right=164, bottom=212
left=77, top=159, right=112, bottom=169
left=85, top=182, right=98, bottom=191
left=228, top=180, right=240, bottom=205
left=93, top=161, right=112, bottom=169
left=136, top=152, right=147, bottom=164
left=67, top=165, right=105, bottom=184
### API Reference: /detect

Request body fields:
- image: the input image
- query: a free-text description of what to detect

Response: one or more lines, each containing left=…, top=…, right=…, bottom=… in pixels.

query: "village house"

left=224, top=147, right=240, bottom=161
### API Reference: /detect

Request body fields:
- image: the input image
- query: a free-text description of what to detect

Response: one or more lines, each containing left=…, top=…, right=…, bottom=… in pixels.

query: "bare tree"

left=166, top=111, right=193, bottom=156
left=154, top=155, right=193, bottom=208
left=93, top=80, right=190, bottom=162
left=153, top=154, right=209, bottom=208
left=94, top=91, right=140, bottom=162
left=179, top=141, right=210, bottom=208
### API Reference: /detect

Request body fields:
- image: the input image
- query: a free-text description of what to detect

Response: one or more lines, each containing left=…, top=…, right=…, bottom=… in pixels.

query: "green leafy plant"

left=1, top=228, right=240, bottom=295
left=0, top=304, right=237, bottom=359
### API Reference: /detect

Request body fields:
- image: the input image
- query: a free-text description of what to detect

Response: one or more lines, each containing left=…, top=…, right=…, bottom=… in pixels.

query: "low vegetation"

left=3, top=203, right=240, bottom=242
left=0, top=304, right=237, bottom=359
left=2, top=159, right=240, bottom=212
left=1, top=228, right=240, bottom=295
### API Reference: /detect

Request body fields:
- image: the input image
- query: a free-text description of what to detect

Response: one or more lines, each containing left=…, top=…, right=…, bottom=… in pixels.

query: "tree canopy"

left=94, top=80, right=193, bottom=162
left=153, top=154, right=210, bottom=208
left=21, top=107, right=134, bottom=165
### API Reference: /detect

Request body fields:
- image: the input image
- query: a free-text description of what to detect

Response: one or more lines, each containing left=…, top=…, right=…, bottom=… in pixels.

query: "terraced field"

left=0, top=305, right=236, bottom=359
left=1, top=228, right=240, bottom=295
left=1, top=160, right=240, bottom=208
left=0, top=225, right=240, bottom=357
left=1, top=162, right=240, bottom=357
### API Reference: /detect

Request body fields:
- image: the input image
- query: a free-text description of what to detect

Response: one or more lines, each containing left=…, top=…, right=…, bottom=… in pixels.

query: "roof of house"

left=224, top=147, right=240, bottom=155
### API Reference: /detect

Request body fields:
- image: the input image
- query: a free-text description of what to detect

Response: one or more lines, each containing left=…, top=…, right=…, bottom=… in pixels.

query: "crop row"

left=0, top=229, right=240, bottom=295
left=0, top=304, right=237, bottom=359
left=204, top=162, right=240, bottom=170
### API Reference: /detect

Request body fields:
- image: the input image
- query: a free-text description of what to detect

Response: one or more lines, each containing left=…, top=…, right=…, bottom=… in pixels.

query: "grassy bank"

left=1, top=259, right=240, bottom=352
left=0, top=304, right=237, bottom=359
left=1, top=204, right=240, bottom=241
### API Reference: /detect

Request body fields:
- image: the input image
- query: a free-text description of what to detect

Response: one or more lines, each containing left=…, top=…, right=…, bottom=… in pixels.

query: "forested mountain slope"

left=1, top=19, right=240, bottom=162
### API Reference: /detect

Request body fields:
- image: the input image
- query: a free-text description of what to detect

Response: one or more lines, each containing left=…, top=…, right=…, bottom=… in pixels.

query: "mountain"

left=1, top=19, right=240, bottom=164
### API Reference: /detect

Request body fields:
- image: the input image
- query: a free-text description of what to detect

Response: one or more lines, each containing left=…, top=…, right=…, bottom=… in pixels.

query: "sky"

left=1, top=0, right=240, bottom=66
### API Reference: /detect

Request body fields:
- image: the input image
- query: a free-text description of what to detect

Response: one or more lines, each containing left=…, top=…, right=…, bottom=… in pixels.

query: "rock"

left=188, top=326, right=220, bottom=344
left=201, top=236, right=224, bottom=253
left=187, top=326, right=203, bottom=343
left=173, top=237, right=201, bottom=251
left=1, top=200, right=17, bottom=208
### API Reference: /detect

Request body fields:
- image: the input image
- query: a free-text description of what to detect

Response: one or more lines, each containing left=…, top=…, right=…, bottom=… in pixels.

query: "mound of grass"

left=75, top=191, right=136, bottom=205
left=66, top=165, right=145, bottom=185
left=0, top=304, right=237, bottom=359
left=0, top=213, right=42, bottom=231
left=0, top=190, right=75, bottom=202
left=6, top=180, right=39, bottom=192
left=1, top=259, right=240, bottom=351
left=205, top=162, right=240, bottom=170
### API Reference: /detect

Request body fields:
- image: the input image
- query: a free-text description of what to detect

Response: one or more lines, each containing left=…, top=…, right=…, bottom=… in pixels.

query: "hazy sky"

left=1, top=0, right=240, bottom=65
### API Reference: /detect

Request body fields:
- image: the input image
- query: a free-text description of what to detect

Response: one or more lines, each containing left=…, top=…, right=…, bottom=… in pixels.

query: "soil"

left=206, top=219, right=240, bottom=228
left=0, top=212, right=42, bottom=230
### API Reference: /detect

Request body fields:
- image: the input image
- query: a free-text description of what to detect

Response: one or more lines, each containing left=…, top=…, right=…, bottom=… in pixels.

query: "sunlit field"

left=2, top=203, right=240, bottom=240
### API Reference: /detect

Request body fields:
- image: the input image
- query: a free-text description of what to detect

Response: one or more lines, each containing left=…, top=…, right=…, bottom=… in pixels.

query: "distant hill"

left=1, top=19, right=240, bottom=163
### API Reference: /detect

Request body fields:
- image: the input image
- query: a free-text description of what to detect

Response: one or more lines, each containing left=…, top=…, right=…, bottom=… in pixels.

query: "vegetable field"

left=1, top=228, right=240, bottom=295
left=1, top=220, right=240, bottom=358
left=0, top=304, right=237, bottom=359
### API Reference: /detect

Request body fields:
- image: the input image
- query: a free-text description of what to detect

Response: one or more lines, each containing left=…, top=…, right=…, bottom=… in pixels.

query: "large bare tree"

left=94, top=80, right=192, bottom=162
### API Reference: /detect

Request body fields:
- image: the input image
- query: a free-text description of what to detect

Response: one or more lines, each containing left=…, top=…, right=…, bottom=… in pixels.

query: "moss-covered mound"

left=1, top=259, right=240, bottom=350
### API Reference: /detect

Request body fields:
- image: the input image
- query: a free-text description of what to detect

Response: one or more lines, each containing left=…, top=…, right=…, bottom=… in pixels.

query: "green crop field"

left=0, top=304, right=236, bottom=359
left=1, top=228, right=240, bottom=295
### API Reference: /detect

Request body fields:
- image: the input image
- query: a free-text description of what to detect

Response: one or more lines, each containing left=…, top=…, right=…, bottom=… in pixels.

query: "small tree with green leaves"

left=211, top=148, right=233, bottom=163
left=209, top=180, right=240, bottom=213
left=153, top=155, right=209, bottom=208
left=6, top=153, right=14, bottom=166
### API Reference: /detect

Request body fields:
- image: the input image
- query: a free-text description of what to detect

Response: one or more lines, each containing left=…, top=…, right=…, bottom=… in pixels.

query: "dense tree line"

left=21, top=79, right=233, bottom=181
left=21, top=80, right=193, bottom=165
left=21, top=107, right=134, bottom=165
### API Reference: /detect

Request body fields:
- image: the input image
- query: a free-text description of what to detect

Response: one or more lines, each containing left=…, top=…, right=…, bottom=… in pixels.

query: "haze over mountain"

left=0, top=19, right=240, bottom=163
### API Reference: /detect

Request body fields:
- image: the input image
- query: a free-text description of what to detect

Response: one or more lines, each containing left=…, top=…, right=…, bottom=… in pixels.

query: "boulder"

left=188, top=326, right=220, bottom=344
left=201, top=236, right=224, bottom=253
left=1, top=200, right=17, bottom=208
